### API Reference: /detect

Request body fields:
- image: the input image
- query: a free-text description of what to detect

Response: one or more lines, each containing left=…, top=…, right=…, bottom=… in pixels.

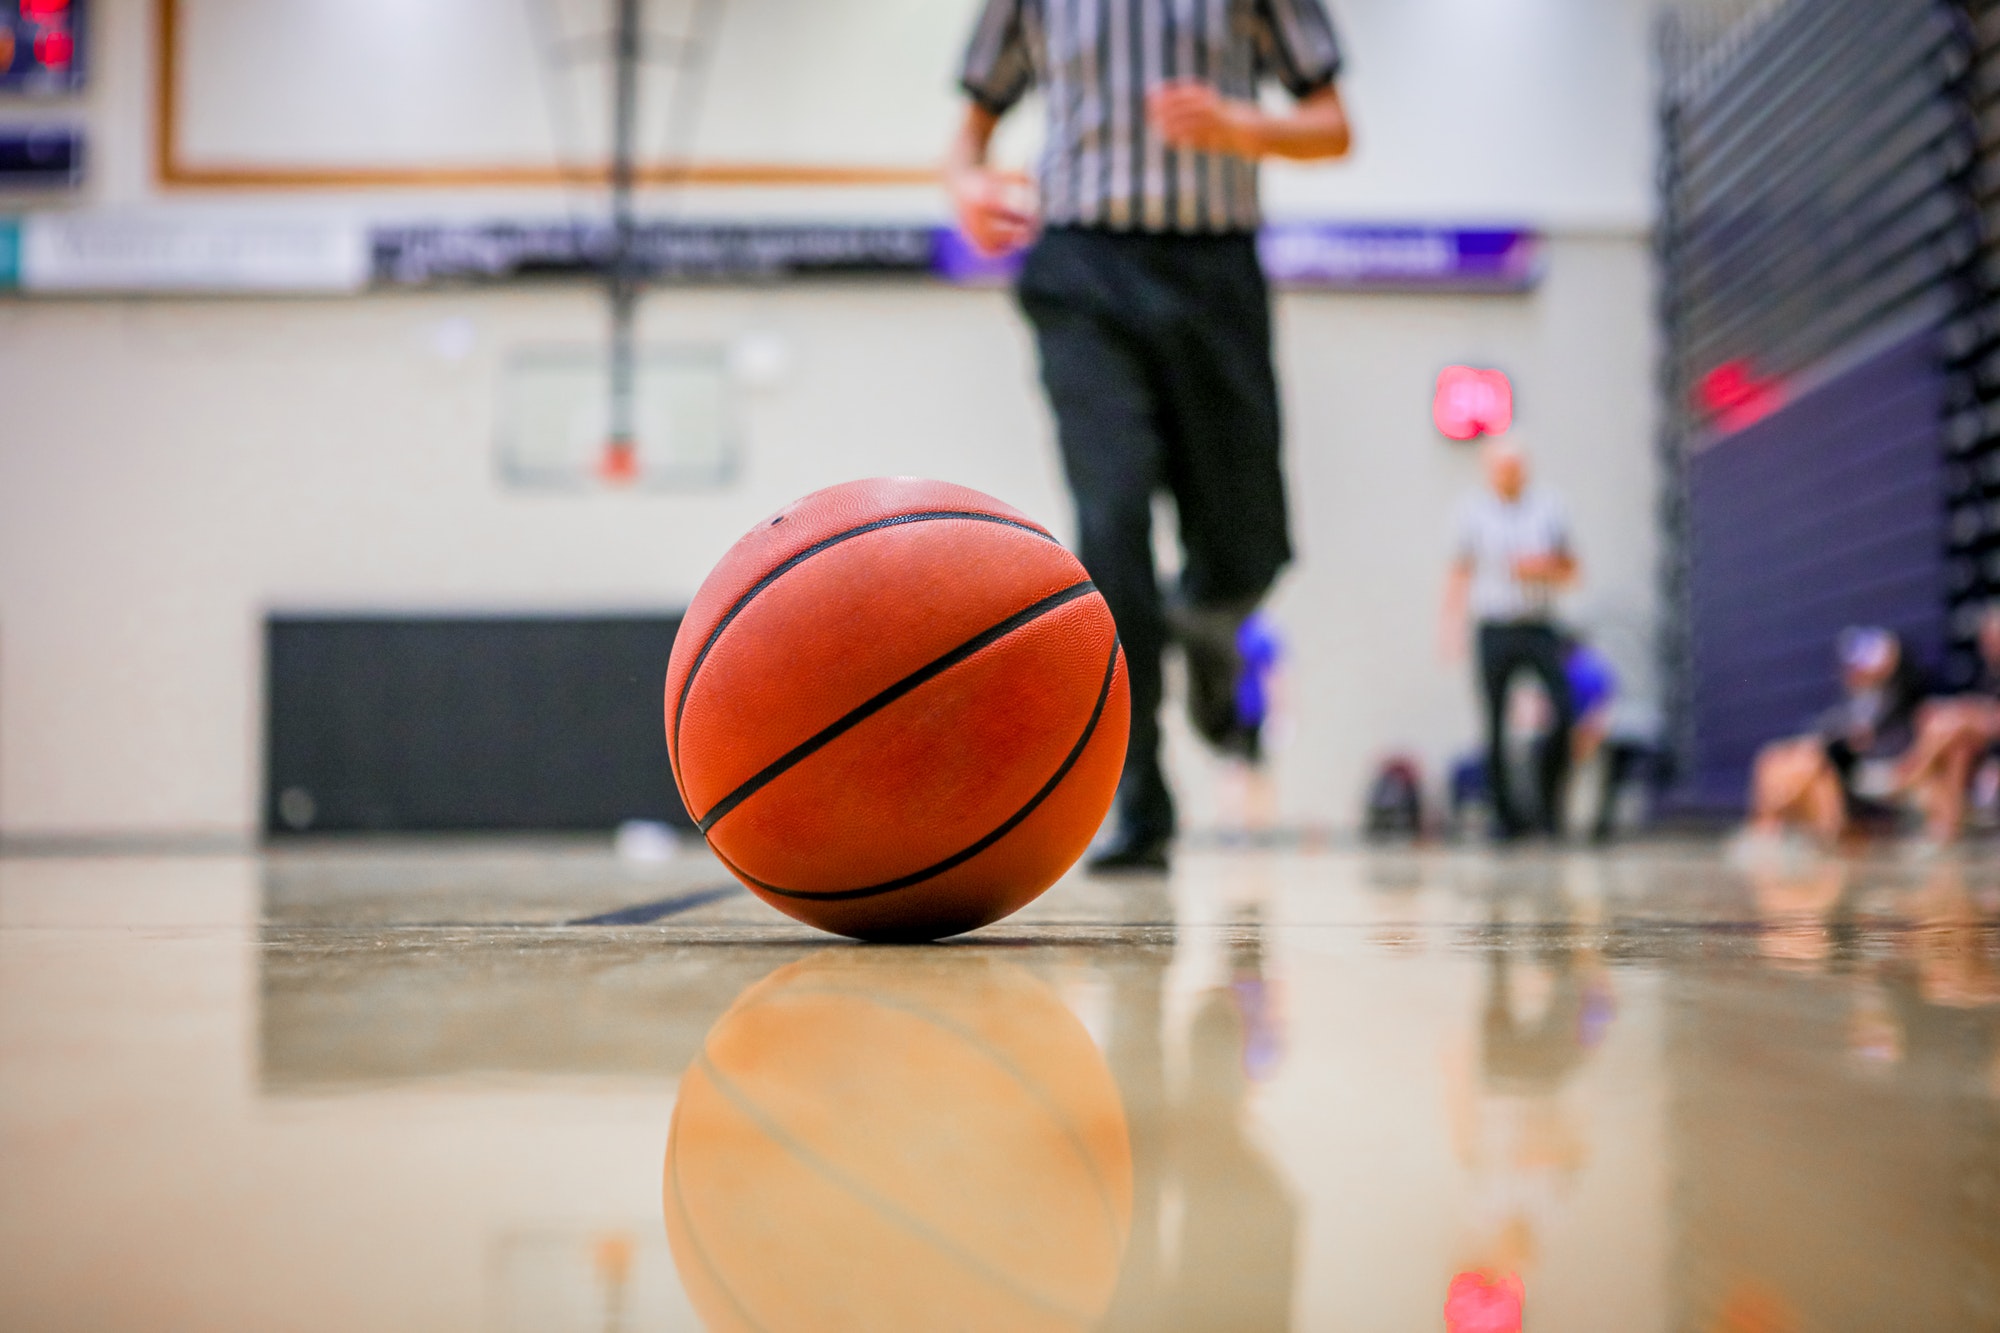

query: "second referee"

left=947, top=0, right=1353, bottom=872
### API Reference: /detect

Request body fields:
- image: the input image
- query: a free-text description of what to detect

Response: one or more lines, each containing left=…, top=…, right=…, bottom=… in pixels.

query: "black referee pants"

left=1477, top=621, right=1575, bottom=838
left=1018, top=228, right=1291, bottom=840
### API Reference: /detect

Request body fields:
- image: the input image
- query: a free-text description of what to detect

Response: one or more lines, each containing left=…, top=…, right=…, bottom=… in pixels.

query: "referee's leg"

left=1478, top=625, right=1526, bottom=838
left=1020, top=287, right=1176, bottom=851
left=1157, top=236, right=1292, bottom=611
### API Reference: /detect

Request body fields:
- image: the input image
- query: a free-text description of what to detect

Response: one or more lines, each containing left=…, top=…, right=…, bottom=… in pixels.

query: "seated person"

left=1747, top=627, right=1928, bottom=845
left=1562, top=632, right=1665, bottom=841
left=1891, top=605, right=2000, bottom=843
left=1564, top=633, right=1616, bottom=771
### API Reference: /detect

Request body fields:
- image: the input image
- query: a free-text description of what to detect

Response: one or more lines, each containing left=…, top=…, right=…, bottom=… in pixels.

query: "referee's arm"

left=947, top=0, right=1037, bottom=256
left=1149, top=82, right=1351, bottom=161
left=1154, top=0, right=1351, bottom=161
left=945, top=105, right=1035, bottom=257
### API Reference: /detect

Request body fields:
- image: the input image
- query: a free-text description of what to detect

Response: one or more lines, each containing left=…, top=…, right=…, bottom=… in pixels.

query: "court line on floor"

left=565, top=884, right=742, bottom=926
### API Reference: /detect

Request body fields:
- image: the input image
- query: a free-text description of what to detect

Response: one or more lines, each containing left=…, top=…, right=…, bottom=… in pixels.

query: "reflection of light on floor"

left=1445, top=1268, right=1526, bottom=1333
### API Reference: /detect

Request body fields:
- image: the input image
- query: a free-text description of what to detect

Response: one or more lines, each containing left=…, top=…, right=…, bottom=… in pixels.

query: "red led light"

left=21, top=0, right=71, bottom=17
left=1697, top=359, right=1785, bottom=433
left=33, top=27, right=73, bottom=68
left=1433, top=366, right=1514, bottom=440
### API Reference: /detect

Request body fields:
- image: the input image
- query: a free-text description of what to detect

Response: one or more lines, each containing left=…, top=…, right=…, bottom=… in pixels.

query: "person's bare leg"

left=1749, top=743, right=1795, bottom=835
left=1802, top=767, right=1847, bottom=844
left=1923, top=735, right=1977, bottom=843
left=1895, top=703, right=1950, bottom=790
left=1752, top=739, right=1827, bottom=836
left=1896, top=701, right=1977, bottom=793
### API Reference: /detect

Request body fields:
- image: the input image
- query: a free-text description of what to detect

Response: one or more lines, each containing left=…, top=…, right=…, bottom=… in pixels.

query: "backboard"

left=496, top=344, right=736, bottom=489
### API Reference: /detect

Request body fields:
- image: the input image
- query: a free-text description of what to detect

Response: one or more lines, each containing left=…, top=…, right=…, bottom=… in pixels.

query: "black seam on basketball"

left=669, top=510, right=1059, bottom=787
left=696, top=579, right=1098, bottom=833
left=728, top=630, right=1122, bottom=903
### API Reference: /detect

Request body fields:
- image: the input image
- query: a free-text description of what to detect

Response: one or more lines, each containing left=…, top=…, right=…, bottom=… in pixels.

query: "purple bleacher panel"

left=1683, top=329, right=1947, bottom=810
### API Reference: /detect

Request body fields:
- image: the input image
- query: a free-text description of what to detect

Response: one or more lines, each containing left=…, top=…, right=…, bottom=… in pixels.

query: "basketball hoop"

left=523, top=0, right=729, bottom=488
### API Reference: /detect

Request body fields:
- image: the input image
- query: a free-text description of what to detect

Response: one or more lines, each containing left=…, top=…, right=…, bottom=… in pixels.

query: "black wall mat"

left=265, top=615, right=693, bottom=834
left=1684, top=329, right=1948, bottom=808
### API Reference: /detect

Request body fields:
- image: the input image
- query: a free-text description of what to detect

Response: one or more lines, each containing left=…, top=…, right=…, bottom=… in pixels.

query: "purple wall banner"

left=367, top=219, right=1540, bottom=292
left=933, top=223, right=1542, bottom=291
left=1256, top=224, right=1541, bottom=291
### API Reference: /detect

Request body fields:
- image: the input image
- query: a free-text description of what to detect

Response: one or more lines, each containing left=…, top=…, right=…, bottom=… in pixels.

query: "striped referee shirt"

left=959, top=0, right=1344, bottom=234
left=1456, top=487, right=1573, bottom=623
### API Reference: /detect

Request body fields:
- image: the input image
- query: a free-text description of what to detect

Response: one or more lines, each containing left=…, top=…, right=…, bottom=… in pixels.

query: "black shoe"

left=1087, top=828, right=1171, bottom=875
left=1166, top=600, right=1248, bottom=749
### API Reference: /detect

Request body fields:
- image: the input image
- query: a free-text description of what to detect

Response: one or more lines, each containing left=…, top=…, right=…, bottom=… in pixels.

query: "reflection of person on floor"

left=1097, top=906, right=1300, bottom=1333
left=1447, top=898, right=1612, bottom=1302
left=1746, top=627, right=1928, bottom=846
left=1898, top=863, right=2000, bottom=1010
left=1833, top=866, right=1998, bottom=1074
left=1746, top=860, right=1851, bottom=972
left=1171, top=924, right=1298, bottom=1333
left=1097, top=909, right=1175, bottom=1333
left=1892, top=606, right=2000, bottom=844
left=1481, top=944, right=1592, bottom=1091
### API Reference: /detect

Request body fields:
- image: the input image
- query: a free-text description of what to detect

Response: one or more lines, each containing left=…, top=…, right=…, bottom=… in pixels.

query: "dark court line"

left=566, top=884, right=742, bottom=926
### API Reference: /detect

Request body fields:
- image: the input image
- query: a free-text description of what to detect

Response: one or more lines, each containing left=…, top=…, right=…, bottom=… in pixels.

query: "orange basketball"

left=663, top=950, right=1134, bottom=1332
left=665, top=478, right=1129, bottom=941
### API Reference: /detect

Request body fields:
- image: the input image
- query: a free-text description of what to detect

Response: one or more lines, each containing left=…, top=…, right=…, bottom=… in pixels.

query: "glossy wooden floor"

left=2, top=839, right=1997, bottom=1331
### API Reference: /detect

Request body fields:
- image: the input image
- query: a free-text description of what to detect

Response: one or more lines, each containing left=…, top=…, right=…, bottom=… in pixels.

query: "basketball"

left=664, top=477, right=1129, bottom=941
left=663, top=950, right=1134, bottom=1332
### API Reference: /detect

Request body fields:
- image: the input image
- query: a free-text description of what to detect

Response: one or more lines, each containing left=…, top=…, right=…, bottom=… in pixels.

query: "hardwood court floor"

left=1, top=839, right=1996, bottom=1331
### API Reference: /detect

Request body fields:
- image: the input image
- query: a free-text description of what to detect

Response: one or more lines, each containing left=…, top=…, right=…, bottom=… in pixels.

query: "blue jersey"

left=1565, top=644, right=1616, bottom=718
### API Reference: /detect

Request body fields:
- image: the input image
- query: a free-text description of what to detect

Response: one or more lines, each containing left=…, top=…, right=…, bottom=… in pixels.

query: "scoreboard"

left=0, top=0, right=84, bottom=94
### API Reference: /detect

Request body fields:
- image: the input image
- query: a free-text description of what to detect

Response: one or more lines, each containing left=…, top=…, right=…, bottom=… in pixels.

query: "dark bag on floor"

left=1364, top=756, right=1426, bottom=839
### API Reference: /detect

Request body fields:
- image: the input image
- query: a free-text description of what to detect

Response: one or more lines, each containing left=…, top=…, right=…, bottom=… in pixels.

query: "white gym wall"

left=0, top=0, right=1667, bottom=841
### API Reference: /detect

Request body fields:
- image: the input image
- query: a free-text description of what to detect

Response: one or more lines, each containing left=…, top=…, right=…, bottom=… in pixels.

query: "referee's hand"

left=951, top=168, right=1039, bottom=259
left=1148, top=81, right=1259, bottom=157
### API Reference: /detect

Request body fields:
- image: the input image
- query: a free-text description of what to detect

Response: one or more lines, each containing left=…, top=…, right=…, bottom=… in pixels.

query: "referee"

left=1440, top=440, right=1581, bottom=840
left=947, top=0, right=1352, bottom=873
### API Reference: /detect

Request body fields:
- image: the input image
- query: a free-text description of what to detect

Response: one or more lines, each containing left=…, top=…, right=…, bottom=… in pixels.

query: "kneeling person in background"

left=1746, top=627, right=1928, bottom=848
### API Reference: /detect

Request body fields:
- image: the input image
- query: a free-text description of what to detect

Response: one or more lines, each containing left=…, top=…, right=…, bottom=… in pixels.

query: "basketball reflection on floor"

left=659, top=890, right=1302, bottom=1333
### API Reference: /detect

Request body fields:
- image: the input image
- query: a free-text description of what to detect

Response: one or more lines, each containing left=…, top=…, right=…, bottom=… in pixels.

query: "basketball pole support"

left=600, top=0, right=643, bottom=484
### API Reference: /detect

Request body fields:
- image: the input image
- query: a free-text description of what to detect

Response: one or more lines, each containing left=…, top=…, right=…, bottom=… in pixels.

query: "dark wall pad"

left=265, top=616, right=693, bottom=834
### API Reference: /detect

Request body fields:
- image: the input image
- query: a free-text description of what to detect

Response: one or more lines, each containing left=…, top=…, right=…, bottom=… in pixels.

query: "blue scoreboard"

left=0, top=0, right=84, bottom=94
